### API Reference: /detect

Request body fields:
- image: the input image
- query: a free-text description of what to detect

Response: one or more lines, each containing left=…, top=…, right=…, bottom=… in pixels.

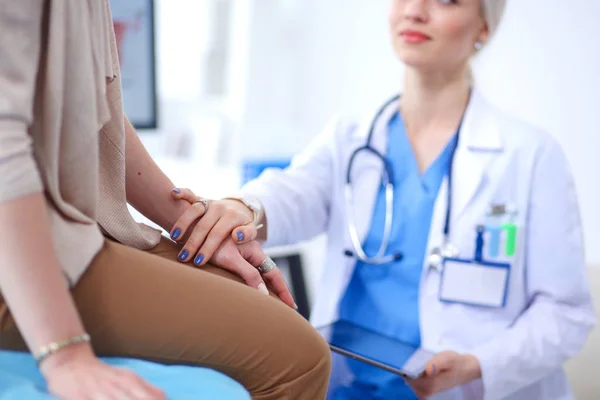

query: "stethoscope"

left=343, top=94, right=463, bottom=268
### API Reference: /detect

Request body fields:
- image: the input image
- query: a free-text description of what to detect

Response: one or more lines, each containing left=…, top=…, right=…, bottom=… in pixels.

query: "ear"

left=478, top=18, right=490, bottom=44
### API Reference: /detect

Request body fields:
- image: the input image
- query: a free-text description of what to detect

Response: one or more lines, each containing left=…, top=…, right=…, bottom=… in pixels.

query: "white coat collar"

left=353, top=89, right=503, bottom=150
left=453, top=90, right=504, bottom=220
left=352, top=94, right=400, bottom=156
left=459, top=90, right=503, bottom=152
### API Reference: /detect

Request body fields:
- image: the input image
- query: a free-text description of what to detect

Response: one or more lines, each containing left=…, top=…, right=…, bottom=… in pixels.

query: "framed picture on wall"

left=110, top=0, right=158, bottom=129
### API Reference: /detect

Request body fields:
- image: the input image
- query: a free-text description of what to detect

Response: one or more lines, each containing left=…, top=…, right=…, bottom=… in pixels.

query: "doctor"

left=171, top=0, right=595, bottom=398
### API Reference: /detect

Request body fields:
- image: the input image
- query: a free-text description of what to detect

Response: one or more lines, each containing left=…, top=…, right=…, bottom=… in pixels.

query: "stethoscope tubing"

left=344, top=93, right=464, bottom=265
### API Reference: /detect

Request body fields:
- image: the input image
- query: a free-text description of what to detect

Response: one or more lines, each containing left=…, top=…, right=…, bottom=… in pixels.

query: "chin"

left=395, top=51, right=436, bottom=70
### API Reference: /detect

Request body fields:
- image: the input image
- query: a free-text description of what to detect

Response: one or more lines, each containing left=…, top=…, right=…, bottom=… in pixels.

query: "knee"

left=297, top=323, right=332, bottom=379
left=316, top=330, right=333, bottom=373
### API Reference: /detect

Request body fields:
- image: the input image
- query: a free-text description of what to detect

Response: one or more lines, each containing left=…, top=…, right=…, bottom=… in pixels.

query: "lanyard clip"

left=487, top=203, right=518, bottom=220
left=487, top=204, right=507, bottom=217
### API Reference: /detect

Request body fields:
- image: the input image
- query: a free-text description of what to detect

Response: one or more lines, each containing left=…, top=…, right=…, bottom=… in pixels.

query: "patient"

left=0, top=1, right=331, bottom=399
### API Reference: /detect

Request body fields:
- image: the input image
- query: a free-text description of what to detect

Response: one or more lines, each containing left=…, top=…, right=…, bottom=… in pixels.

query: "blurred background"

left=112, top=0, right=600, bottom=298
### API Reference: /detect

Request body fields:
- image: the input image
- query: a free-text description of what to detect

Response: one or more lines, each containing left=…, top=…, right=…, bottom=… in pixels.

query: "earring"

left=474, top=42, right=483, bottom=50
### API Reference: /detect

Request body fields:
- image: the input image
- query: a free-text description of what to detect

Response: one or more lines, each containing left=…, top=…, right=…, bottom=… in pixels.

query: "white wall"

left=237, top=0, right=401, bottom=159
left=234, top=0, right=600, bottom=264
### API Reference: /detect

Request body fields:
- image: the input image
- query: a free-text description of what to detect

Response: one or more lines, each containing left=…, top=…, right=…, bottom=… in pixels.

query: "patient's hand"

left=168, top=188, right=258, bottom=262
left=168, top=188, right=296, bottom=309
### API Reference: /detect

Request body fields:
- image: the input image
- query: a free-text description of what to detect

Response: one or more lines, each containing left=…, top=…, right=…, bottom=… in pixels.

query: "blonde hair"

left=481, top=0, right=507, bottom=42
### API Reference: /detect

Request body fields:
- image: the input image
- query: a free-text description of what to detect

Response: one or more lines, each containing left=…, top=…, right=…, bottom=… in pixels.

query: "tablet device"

left=316, top=320, right=435, bottom=379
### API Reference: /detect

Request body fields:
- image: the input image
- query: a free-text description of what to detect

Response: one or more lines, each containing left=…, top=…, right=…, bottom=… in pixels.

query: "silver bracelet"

left=34, top=333, right=91, bottom=365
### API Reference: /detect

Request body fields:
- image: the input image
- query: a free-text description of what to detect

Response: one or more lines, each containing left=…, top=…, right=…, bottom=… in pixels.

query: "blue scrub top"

left=333, top=112, right=458, bottom=400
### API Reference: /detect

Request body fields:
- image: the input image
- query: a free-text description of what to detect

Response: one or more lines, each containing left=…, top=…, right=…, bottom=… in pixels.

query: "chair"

left=0, top=350, right=250, bottom=400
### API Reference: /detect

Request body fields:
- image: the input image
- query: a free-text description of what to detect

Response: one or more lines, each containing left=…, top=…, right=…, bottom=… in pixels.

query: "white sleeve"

left=240, top=116, right=345, bottom=248
left=470, top=137, right=596, bottom=400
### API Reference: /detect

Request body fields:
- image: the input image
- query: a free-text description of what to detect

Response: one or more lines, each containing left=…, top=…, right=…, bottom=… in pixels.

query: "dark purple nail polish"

left=178, top=250, right=189, bottom=261
left=237, top=231, right=244, bottom=242
left=172, top=188, right=180, bottom=194
left=171, top=228, right=181, bottom=240
left=194, top=254, right=205, bottom=265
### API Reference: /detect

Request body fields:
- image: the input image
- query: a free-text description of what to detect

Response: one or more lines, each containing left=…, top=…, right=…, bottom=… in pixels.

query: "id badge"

left=439, top=258, right=510, bottom=308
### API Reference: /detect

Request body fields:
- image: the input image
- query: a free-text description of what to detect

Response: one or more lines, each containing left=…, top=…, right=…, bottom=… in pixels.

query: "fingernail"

left=258, top=283, right=269, bottom=296
left=431, top=364, right=437, bottom=375
left=171, top=228, right=181, bottom=240
left=172, top=188, right=180, bottom=194
left=294, top=302, right=298, bottom=310
left=178, top=250, right=189, bottom=261
left=194, top=254, right=205, bottom=265
left=236, top=231, right=244, bottom=242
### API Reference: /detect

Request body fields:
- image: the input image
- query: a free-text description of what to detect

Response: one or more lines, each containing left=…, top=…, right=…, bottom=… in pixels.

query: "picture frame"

left=110, top=0, right=158, bottom=130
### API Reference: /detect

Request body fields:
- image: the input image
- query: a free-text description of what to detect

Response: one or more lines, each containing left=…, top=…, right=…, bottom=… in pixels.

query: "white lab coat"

left=240, top=90, right=596, bottom=400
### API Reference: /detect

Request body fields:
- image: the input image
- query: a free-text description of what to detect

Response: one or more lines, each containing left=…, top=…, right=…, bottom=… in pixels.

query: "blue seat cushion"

left=0, top=350, right=250, bottom=400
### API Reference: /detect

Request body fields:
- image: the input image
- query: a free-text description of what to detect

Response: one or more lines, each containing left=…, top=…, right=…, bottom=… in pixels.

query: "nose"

left=403, top=0, right=428, bottom=23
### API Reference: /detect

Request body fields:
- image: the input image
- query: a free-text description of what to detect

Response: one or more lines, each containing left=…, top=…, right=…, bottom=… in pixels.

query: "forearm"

left=239, top=168, right=330, bottom=247
left=123, top=116, right=189, bottom=231
left=0, top=193, right=88, bottom=354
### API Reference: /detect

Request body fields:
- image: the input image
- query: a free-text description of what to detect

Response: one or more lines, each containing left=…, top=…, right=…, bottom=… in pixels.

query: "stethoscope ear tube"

left=342, top=94, right=402, bottom=266
left=344, top=182, right=403, bottom=265
left=344, top=184, right=372, bottom=261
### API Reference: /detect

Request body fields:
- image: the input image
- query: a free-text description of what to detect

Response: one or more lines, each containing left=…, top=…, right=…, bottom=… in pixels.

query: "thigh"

left=0, top=238, right=254, bottom=346
left=71, top=239, right=328, bottom=393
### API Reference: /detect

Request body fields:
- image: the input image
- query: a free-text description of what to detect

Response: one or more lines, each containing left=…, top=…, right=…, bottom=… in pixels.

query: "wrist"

left=161, top=199, right=191, bottom=232
left=222, top=198, right=257, bottom=223
left=39, top=341, right=95, bottom=378
left=461, top=354, right=482, bottom=383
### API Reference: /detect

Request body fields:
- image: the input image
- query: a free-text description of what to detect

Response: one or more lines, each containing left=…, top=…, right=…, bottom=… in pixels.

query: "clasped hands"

left=167, top=188, right=297, bottom=310
left=166, top=189, right=483, bottom=397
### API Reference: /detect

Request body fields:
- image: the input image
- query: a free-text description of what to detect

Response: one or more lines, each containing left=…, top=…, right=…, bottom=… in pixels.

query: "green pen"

left=502, top=223, right=516, bottom=256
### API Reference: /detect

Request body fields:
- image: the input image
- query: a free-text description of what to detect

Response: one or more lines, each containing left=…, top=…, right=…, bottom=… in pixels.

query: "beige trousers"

left=0, top=237, right=332, bottom=399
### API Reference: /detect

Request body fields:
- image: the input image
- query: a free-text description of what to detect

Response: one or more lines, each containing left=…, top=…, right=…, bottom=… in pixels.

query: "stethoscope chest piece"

left=427, top=241, right=460, bottom=271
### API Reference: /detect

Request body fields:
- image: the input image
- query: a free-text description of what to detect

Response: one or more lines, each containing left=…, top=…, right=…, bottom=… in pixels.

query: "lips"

left=399, top=30, right=431, bottom=43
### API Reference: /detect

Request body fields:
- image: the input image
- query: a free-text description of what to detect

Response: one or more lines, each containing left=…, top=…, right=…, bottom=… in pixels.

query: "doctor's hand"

left=206, top=237, right=297, bottom=309
left=169, top=188, right=258, bottom=263
left=407, top=351, right=481, bottom=399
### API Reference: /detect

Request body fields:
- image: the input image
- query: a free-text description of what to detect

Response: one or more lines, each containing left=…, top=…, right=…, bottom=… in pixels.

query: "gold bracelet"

left=34, top=333, right=91, bottom=365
